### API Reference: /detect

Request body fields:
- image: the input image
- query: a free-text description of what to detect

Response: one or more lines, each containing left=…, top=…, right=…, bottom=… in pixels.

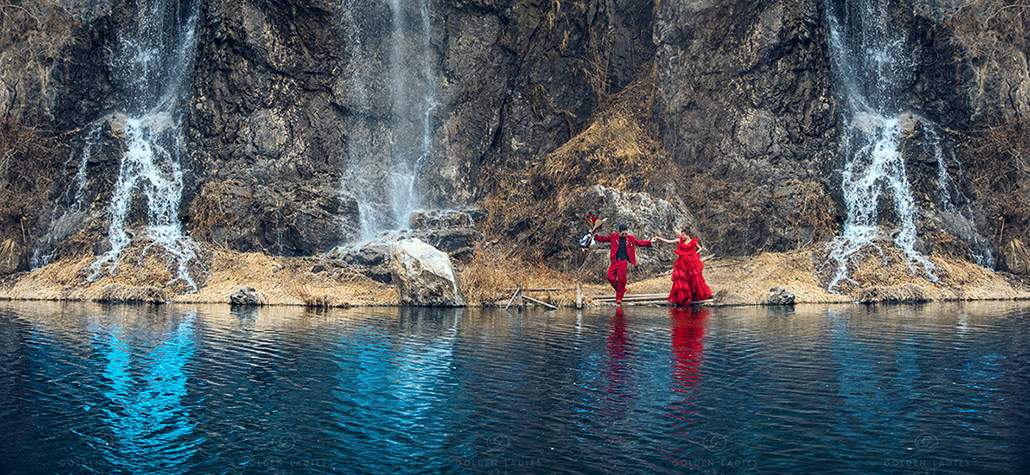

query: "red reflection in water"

left=601, top=306, right=636, bottom=441
left=670, top=306, right=709, bottom=423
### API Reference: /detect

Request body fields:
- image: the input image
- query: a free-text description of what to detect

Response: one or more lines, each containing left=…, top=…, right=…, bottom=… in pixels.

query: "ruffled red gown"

left=667, top=237, right=712, bottom=306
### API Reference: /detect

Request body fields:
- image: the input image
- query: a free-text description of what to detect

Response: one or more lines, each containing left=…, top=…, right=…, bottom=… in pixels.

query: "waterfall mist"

left=338, top=0, right=439, bottom=243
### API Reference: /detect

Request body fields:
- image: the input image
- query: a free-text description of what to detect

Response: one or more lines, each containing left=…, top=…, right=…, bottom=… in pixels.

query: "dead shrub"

left=961, top=121, right=1030, bottom=258
left=0, top=124, right=66, bottom=255
left=944, top=0, right=1030, bottom=95
left=457, top=244, right=578, bottom=306
left=290, top=282, right=337, bottom=308
left=0, top=0, right=77, bottom=114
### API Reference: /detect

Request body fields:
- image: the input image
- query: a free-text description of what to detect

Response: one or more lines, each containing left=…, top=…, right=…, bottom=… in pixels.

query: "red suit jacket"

left=595, top=233, right=652, bottom=265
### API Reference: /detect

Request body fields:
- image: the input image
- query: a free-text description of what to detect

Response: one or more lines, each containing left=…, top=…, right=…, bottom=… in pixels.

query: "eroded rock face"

left=391, top=238, right=464, bottom=306
left=3, top=0, right=1030, bottom=281
left=654, top=0, right=839, bottom=256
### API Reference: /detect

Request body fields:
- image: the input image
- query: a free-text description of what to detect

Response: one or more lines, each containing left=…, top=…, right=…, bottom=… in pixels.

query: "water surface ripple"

left=1, top=302, right=1027, bottom=473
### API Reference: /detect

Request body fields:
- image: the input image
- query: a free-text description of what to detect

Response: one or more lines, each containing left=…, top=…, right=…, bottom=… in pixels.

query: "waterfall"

left=338, top=0, right=438, bottom=242
left=822, top=0, right=988, bottom=291
left=86, top=0, right=201, bottom=290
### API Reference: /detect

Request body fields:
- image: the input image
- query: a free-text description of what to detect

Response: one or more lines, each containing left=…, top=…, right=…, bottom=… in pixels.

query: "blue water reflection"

left=1, top=301, right=1028, bottom=473
left=89, top=309, right=201, bottom=472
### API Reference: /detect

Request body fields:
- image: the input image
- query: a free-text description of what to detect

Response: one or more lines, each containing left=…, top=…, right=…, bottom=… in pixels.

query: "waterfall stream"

left=87, top=0, right=201, bottom=290
left=822, top=0, right=991, bottom=291
left=339, top=0, right=438, bottom=242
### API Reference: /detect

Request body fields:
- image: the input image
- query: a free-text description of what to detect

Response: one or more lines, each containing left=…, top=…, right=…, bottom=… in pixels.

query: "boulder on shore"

left=391, top=239, right=464, bottom=307
left=230, top=286, right=261, bottom=306
left=767, top=286, right=796, bottom=305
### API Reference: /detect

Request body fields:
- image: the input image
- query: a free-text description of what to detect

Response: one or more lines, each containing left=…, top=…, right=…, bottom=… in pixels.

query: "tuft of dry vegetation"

left=456, top=244, right=584, bottom=306
left=0, top=124, right=66, bottom=271
left=944, top=0, right=1030, bottom=94
left=961, top=121, right=1030, bottom=265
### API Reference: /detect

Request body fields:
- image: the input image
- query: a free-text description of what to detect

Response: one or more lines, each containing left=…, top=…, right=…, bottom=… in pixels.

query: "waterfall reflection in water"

left=0, top=301, right=1027, bottom=473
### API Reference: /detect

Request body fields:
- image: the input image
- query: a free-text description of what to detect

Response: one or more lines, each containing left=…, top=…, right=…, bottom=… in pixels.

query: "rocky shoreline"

left=3, top=240, right=1028, bottom=308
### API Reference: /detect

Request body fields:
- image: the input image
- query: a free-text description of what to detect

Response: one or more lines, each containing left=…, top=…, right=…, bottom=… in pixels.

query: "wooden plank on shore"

left=595, top=293, right=668, bottom=301
left=521, top=294, right=557, bottom=310
left=622, top=300, right=673, bottom=306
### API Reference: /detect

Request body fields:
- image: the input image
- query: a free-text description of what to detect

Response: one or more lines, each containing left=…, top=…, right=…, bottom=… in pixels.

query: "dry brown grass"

left=624, top=243, right=1030, bottom=306
left=456, top=244, right=582, bottom=306
left=961, top=121, right=1030, bottom=261
left=0, top=243, right=399, bottom=306
left=3, top=241, right=1027, bottom=306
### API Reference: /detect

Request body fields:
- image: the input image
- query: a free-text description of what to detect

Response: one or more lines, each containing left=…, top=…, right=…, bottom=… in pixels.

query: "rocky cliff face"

left=654, top=0, right=838, bottom=256
left=2, top=0, right=1029, bottom=283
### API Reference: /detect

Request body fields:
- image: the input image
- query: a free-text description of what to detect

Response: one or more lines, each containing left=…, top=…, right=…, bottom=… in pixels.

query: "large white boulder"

left=391, top=238, right=464, bottom=306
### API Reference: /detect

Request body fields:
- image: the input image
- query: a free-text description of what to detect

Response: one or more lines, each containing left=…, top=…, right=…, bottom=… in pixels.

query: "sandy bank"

left=1, top=244, right=1028, bottom=307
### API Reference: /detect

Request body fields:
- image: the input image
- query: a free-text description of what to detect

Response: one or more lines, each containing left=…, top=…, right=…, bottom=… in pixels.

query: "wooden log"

left=595, top=293, right=668, bottom=301
left=504, top=287, right=521, bottom=310
left=521, top=294, right=557, bottom=310
left=576, top=282, right=583, bottom=309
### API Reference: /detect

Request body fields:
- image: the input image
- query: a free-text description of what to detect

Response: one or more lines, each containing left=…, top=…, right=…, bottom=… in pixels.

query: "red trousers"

left=606, top=260, right=629, bottom=301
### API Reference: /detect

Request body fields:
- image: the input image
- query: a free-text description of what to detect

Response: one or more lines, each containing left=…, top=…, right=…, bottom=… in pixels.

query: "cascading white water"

left=87, top=0, right=201, bottom=290
left=823, top=0, right=947, bottom=291
left=338, top=0, right=438, bottom=242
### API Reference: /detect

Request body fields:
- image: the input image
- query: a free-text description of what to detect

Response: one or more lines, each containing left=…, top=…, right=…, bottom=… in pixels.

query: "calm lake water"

left=1, top=301, right=1028, bottom=474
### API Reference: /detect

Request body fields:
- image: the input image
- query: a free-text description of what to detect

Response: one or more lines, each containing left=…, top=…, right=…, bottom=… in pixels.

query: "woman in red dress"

left=656, top=229, right=712, bottom=306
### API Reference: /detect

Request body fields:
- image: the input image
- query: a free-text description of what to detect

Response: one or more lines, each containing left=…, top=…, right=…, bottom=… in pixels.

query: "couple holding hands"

left=594, top=224, right=711, bottom=306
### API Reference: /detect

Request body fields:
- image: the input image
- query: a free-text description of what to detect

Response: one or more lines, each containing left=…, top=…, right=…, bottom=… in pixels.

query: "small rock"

left=767, top=286, right=796, bottom=305
left=311, top=264, right=326, bottom=273
left=230, top=286, right=261, bottom=306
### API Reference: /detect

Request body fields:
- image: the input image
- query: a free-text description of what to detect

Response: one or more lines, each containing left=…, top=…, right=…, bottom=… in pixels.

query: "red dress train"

left=667, top=237, right=712, bottom=306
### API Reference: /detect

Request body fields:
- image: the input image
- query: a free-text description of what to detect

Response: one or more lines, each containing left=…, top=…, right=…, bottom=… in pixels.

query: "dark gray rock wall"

left=4, top=0, right=1030, bottom=275
left=654, top=0, right=839, bottom=256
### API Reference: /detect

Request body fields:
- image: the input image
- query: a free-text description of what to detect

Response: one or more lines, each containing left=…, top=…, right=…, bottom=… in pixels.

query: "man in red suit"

left=595, top=224, right=653, bottom=304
